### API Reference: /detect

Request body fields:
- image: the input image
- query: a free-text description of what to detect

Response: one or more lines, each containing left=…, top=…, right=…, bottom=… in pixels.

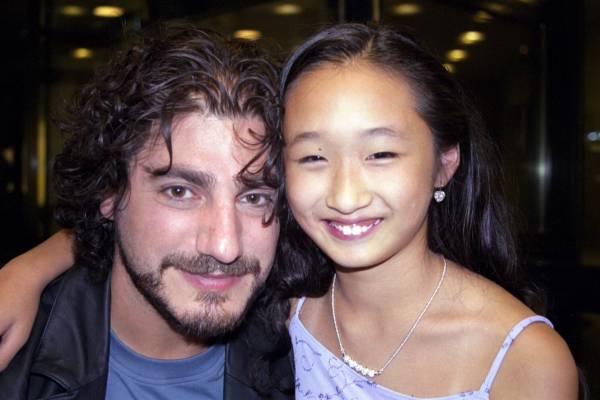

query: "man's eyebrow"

left=143, top=165, right=216, bottom=189
left=234, top=172, right=273, bottom=191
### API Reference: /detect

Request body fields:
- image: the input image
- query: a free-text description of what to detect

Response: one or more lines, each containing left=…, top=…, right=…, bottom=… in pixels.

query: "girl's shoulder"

left=446, top=265, right=578, bottom=399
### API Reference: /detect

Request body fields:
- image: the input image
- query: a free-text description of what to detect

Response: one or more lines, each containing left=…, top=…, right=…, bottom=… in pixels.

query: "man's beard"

left=115, top=232, right=264, bottom=342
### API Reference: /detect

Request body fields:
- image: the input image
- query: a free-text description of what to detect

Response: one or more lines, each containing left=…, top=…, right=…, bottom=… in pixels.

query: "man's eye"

left=366, top=152, right=398, bottom=160
left=298, top=155, right=326, bottom=163
left=241, top=193, right=273, bottom=207
left=164, top=186, right=193, bottom=199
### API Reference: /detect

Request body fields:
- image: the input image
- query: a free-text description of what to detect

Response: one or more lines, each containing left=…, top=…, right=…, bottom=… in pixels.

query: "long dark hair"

left=276, top=23, right=537, bottom=307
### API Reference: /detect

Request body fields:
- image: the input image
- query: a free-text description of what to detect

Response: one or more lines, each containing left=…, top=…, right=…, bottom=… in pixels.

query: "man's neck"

left=110, top=261, right=210, bottom=360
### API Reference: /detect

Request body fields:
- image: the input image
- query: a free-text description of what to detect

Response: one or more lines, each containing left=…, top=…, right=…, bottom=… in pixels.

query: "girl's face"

left=283, top=61, right=458, bottom=269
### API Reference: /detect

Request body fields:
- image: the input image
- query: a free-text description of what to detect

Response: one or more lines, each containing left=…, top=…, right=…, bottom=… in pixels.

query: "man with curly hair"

left=0, top=25, right=293, bottom=399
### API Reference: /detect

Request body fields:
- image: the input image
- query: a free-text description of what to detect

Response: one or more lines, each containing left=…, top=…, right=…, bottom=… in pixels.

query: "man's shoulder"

left=0, top=266, right=110, bottom=399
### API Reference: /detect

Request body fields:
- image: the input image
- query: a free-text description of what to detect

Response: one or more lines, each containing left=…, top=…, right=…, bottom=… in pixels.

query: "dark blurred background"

left=0, top=0, right=597, bottom=397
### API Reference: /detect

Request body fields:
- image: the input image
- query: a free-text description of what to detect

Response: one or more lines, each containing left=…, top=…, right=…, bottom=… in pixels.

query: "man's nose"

left=325, top=161, right=373, bottom=214
left=196, top=201, right=242, bottom=264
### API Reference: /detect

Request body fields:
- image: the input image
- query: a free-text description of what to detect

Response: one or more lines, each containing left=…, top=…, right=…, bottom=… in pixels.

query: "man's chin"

left=166, top=290, right=260, bottom=342
left=171, top=310, right=245, bottom=342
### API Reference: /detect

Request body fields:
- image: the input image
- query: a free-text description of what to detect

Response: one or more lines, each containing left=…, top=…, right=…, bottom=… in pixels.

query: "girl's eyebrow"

left=287, top=126, right=407, bottom=147
left=361, top=126, right=406, bottom=139
left=287, top=131, right=321, bottom=146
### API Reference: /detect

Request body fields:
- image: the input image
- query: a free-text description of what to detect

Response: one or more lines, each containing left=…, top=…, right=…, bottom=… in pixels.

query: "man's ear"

left=100, top=196, right=116, bottom=220
left=435, top=145, right=460, bottom=187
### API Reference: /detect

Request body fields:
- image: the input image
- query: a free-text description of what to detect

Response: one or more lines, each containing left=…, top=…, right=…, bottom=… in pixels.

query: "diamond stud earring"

left=433, top=189, right=446, bottom=203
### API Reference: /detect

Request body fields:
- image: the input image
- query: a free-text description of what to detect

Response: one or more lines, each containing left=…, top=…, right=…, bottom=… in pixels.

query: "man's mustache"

left=160, top=253, right=260, bottom=277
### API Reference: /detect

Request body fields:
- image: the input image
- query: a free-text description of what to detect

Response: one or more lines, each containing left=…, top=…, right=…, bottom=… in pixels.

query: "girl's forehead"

left=285, top=62, right=416, bottom=114
left=285, top=61, right=415, bottom=109
left=282, top=62, right=431, bottom=147
left=291, top=59, right=406, bottom=86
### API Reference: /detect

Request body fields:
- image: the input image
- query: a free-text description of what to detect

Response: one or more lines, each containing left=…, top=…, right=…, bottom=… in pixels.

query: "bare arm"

left=0, top=230, right=74, bottom=370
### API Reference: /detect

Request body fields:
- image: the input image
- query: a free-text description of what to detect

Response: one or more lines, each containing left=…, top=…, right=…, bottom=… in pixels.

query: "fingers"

left=0, top=323, right=20, bottom=371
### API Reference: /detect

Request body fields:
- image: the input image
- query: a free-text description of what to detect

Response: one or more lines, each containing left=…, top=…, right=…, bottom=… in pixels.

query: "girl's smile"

left=325, top=218, right=382, bottom=240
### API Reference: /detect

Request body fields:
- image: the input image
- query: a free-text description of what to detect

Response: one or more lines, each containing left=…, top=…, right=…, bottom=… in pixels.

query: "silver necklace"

left=331, top=256, right=447, bottom=379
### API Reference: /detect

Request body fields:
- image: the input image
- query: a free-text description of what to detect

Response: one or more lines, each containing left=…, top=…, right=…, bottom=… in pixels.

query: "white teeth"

left=331, top=220, right=380, bottom=236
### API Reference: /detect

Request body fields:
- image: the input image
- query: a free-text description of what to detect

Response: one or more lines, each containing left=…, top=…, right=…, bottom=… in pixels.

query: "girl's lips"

left=324, top=218, right=382, bottom=241
left=180, top=271, right=241, bottom=292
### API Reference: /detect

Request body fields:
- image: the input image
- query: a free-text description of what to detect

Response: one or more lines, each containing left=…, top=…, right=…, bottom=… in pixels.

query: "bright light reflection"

left=93, top=6, right=125, bottom=18
left=446, top=49, right=468, bottom=62
left=392, top=3, right=421, bottom=15
left=459, top=31, right=485, bottom=45
left=473, top=10, right=493, bottom=23
left=443, top=63, right=456, bottom=73
left=233, top=30, right=262, bottom=41
left=72, top=48, right=93, bottom=59
left=486, top=2, right=509, bottom=14
left=274, top=3, right=302, bottom=15
left=587, top=131, right=600, bottom=142
left=60, top=5, right=86, bottom=16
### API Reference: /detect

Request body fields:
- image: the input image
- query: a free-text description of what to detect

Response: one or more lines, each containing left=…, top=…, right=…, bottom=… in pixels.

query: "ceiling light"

left=2, top=147, right=14, bottom=165
left=233, top=30, right=262, bottom=41
left=93, top=6, right=125, bottom=18
left=60, top=5, right=86, bottom=16
left=446, top=49, right=468, bottom=62
left=459, top=31, right=485, bottom=45
left=473, top=10, right=493, bottom=23
left=274, top=3, right=302, bottom=15
left=485, top=2, right=509, bottom=14
left=72, top=48, right=93, bottom=59
left=392, top=3, right=421, bottom=15
left=443, top=63, right=456, bottom=74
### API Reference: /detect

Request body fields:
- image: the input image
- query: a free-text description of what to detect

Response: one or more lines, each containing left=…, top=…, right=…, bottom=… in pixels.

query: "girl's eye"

left=164, top=186, right=193, bottom=200
left=366, top=152, right=398, bottom=160
left=298, top=155, right=326, bottom=163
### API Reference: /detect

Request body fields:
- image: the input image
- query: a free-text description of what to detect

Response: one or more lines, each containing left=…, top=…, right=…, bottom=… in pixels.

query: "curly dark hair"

left=53, top=24, right=282, bottom=282
left=275, top=23, right=542, bottom=310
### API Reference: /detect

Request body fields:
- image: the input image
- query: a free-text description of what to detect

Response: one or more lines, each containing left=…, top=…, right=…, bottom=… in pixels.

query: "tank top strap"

left=480, top=315, right=553, bottom=393
left=293, top=297, right=307, bottom=320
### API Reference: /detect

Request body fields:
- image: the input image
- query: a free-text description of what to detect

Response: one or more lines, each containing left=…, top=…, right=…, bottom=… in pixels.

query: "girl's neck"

left=332, top=247, right=444, bottom=317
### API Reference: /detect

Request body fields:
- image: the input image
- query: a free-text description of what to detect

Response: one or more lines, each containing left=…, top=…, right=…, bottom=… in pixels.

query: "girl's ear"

left=435, top=145, right=460, bottom=187
left=99, top=196, right=116, bottom=220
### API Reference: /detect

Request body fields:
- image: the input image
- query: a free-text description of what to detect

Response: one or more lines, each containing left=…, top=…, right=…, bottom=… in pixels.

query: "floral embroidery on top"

left=289, top=297, right=552, bottom=400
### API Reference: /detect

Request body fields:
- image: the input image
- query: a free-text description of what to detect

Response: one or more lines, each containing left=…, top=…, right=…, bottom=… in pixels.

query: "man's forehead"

left=136, top=113, right=269, bottom=171
left=177, top=112, right=266, bottom=141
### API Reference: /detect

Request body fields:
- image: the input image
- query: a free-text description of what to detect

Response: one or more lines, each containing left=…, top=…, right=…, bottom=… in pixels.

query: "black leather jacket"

left=0, top=267, right=294, bottom=399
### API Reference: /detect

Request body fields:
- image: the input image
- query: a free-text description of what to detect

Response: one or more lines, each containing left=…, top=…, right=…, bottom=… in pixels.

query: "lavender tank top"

left=289, top=297, right=553, bottom=399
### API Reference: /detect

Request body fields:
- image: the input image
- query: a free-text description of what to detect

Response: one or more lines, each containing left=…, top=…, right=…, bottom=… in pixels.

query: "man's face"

left=105, top=113, right=279, bottom=340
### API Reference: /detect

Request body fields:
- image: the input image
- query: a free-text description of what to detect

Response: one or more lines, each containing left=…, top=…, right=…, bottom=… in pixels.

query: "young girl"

left=0, top=24, right=578, bottom=399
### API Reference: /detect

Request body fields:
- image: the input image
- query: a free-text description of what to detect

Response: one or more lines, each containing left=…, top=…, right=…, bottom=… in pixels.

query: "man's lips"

left=325, top=218, right=382, bottom=240
left=180, top=271, right=242, bottom=291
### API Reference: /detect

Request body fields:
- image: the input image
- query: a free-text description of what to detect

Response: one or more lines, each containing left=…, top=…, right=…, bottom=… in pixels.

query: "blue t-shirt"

left=106, top=330, right=225, bottom=399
